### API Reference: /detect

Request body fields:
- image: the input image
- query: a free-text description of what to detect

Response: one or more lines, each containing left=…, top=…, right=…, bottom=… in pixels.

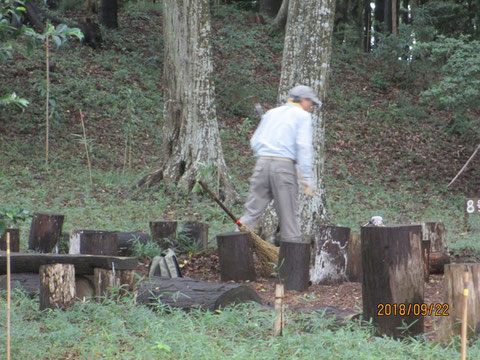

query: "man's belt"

left=259, top=156, right=294, bottom=163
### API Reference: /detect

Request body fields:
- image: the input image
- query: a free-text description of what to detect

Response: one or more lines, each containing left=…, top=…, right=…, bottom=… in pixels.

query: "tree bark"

left=78, top=231, right=118, bottom=256
left=258, top=0, right=335, bottom=247
left=28, top=212, right=64, bottom=253
left=346, top=231, right=362, bottom=282
left=0, top=229, right=20, bottom=252
left=269, top=0, right=289, bottom=32
left=149, top=221, right=177, bottom=249
left=363, top=0, right=371, bottom=52
left=137, top=276, right=262, bottom=311
left=39, top=263, right=76, bottom=310
left=216, top=232, right=256, bottom=282
left=361, top=225, right=424, bottom=338
left=311, top=226, right=349, bottom=285
left=421, top=222, right=447, bottom=253
left=70, top=230, right=149, bottom=256
left=181, top=222, right=209, bottom=251
left=392, top=0, right=398, bottom=34
left=99, top=0, right=118, bottom=29
left=436, top=264, right=480, bottom=342
left=278, top=241, right=310, bottom=291
left=0, top=252, right=138, bottom=275
left=260, top=0, right=282, bottom=18
left=93, top=268, right=136, bottom=300
left=138, top=0, right=236, bottom=203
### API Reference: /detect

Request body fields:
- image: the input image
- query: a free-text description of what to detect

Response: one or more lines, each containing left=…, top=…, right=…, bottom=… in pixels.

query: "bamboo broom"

left=197, top=180, right=279, bottom=276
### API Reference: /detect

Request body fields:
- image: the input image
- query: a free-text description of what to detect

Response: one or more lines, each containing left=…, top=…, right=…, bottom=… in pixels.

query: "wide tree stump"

left=94, top=268, right=136, bottom=300
left=72, top=230, right=118, bottom=256
left=429, top=252, right=451, bottom=274
left=217, top=232, right=256, bottom=282
left=311, top=226, right=350, bottom=285
left=361, top=225, right=424, bottom=338
left=182, top=222, right=209, bottom=251
left=137, top=277, right=262, bottom=311
left=279, top=241, right=310, bottom=291
left=0, top=252, right=138, bottom=275
left=346, top=231, right=362, bottom=282
left=436, top=263, right=480, bottom=342
left=0, top=228, right=20, bottom=252
left=39, top=263, right=75, bottom=310
left=28, top=213, right=64, bottom=253
left=149, top=221, right=177, bottom=249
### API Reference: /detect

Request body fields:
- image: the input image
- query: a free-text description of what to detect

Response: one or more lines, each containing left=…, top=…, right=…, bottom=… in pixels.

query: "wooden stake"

left=45, top=34, right=50, bottom=169
left=6, top=232, right=11, bottom=360
left=273, top=283, right=284, bottom=336
left=79, top=110, right=93, bottom=185
left=461, top=270, right=469, bottom=360
left=448, top=144, right=480, bottom=187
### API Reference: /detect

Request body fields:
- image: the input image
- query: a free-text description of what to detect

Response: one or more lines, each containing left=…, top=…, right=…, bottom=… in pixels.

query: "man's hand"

left=300, top=179, right=314, bottom=197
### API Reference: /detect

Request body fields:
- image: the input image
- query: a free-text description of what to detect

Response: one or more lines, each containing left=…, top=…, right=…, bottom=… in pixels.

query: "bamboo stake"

left=6, top=232, right=11, bottom=360
left=79, top=110, right=93, bottom=185
left=45, top=35, right=50, bottom=169
left=461, top=270, right=469, bottom=360
left=448, top=144, right=480, bottom=187
left=273, top=283, right=284, bottom=336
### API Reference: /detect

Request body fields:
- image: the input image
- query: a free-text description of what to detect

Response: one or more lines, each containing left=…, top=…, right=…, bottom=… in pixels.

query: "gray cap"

left=288, top=85, right=321, bottom=105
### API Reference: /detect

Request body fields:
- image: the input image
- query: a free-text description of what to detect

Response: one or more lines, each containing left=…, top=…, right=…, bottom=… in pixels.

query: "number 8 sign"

left=466, top=198, right=480, bottom=214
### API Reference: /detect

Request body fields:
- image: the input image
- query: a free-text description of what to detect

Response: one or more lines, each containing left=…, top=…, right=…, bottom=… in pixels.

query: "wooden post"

left=94, top=268, right=136, bottom=300
left=461, top=270, right=469, bottom=360
left=421, top=238, right=430, bottom=282
left=311, top=226, right=350, bottom=285
left=273, top=283, right=284, bottom=336
left=1, top=229, right=20, bottom=252
left=279, top=241, right=310, bottom=291
left=182, top=221, right=209, bottom=251
left=39, top=263, right=76, bottom=310
left=216, top=232, right=256, bottom=282
left=361, top=225, right=424, bottom=338
left=78, top=231, right=118, bottom=256
left=436, top=263, right=480, bottom=342
left=149, top=221, right=177, bottom=249
left=346, top=231, right=362, bottom=282
left=6, top=232, right=11, bottom=360
left=28, top=213, right=64, bottom=253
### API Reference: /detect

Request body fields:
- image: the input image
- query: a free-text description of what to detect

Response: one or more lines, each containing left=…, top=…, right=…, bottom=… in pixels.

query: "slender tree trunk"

left=363, top=0, right=371, bottom=52
left=258, top=0, right=335, bottom=245
left=100, top=0, right=118, bottom=29
left=138, top=0, right=236, bottom=202
left=392, top=0, right=397, bottom=34
left=269, top=0, right=289, bottom=32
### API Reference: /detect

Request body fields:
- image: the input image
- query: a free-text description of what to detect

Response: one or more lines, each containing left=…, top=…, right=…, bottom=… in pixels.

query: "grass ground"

left=1, top=2, right=480, bottom=359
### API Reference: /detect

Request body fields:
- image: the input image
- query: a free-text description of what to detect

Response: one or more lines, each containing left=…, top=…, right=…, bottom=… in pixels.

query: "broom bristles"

left=239, top=224, right=279, bottom=276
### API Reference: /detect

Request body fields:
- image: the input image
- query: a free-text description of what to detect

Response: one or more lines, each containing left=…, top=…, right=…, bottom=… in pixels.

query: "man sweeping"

left=238, top=85, right=320, bottom=291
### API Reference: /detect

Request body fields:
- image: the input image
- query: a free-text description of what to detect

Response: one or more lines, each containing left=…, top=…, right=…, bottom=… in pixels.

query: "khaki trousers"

left=239, top=157, right=304, bottom=243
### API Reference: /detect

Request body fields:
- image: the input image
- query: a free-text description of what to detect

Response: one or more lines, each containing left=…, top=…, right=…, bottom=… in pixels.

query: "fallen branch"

left=448, top=144, right=480, bottom=187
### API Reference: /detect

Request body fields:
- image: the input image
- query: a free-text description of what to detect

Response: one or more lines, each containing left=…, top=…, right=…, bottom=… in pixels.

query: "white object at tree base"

left=448, top=144, right=480, bottom=187
left=364, top=216, right=384, bottom=226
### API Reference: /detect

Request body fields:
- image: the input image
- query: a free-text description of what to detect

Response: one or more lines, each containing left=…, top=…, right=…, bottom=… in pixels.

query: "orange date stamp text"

left=376, top=303, right=449, bottom=317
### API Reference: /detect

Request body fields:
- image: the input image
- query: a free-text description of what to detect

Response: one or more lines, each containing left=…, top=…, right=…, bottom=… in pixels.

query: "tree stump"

left=39, top=263, right=75, bottom=310
left=279, top=241, right=310, bottom=291
left=421, top=222, right=447, bottom=253
left=137, top=277, right=262, bottom=311
left=28, top=213, right=64, bottom=253
left=149, top=221, right=177, bottom=249
left=361, top=225, right=424, bottom=338
left=93, top=268, right=136, bottom=300
left=436, top=263, right=480, bottom=342
left=75, top=231, right=118, bottom=256
left=311, top=226, right=350, bottom=285
left=115, top=231, right=150, bottom=256
left=216, top=232, right=256, bottom=282
left=1, top=229, right=20, bottom=252
left=421, top=238, right=431, bottom=282
left=346, top=231, right=362, bottom=282
left=182, top=222, right=209, bottom=251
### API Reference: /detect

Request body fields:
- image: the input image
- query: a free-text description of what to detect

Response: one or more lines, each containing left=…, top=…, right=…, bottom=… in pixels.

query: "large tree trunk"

left=269, top=0, right=289, bottom=32
left=260, top=0, right=282, bottom=17
left=258, top=0, right=335, bottom=245
left=100, top=0, right=118, bottom=29
left=138, top=0, right=236, bottom=203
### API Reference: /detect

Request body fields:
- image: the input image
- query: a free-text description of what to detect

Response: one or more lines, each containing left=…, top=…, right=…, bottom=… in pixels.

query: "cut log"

left=429, top=251, right=451, bottom=275
left=436, top=263, right=480, bottom=342
left=115, top=231, right=150, bottom=256
left=346, top=231, right=362, bottom=282
left=311, top=226, right=350, bottom=285
left=0, top=252, right=138, bottom=275
left=0, top=228, right=20, bottom=252
left=93, top=268, right=136, bottom=300
left=39, top=263, right=75, bottom=310
left=361, top=225, right=424, bottom=338
left=77, top=231, right=118, bottom=256
left=279, top=241, right=310, bottom=291
left=217, top=232, right=256, bottom=282
left=136, top=276, right=262, bottom=311
left=150, top=221, right=177, bottom=249
left=182, top=222, right=209, bottom=251
left=28, top=212, right=64, bottom=253
left=421, top=222, right=447, bottom=253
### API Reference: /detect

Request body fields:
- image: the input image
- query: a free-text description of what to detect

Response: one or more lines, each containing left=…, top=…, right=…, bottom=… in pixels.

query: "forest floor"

left=1, top=2, right=480, bottom=359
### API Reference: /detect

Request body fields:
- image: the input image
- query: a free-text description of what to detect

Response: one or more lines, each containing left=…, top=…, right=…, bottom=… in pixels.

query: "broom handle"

left=197, top=180, right=240, bottom=223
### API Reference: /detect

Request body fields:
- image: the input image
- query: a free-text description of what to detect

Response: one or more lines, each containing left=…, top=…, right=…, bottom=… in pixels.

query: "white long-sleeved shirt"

left=250, top=102, right=313, bottom=183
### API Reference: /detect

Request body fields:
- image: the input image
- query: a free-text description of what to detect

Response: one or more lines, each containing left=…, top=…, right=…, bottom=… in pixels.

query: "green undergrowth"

left=1, top=291, right=480, bottom=360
